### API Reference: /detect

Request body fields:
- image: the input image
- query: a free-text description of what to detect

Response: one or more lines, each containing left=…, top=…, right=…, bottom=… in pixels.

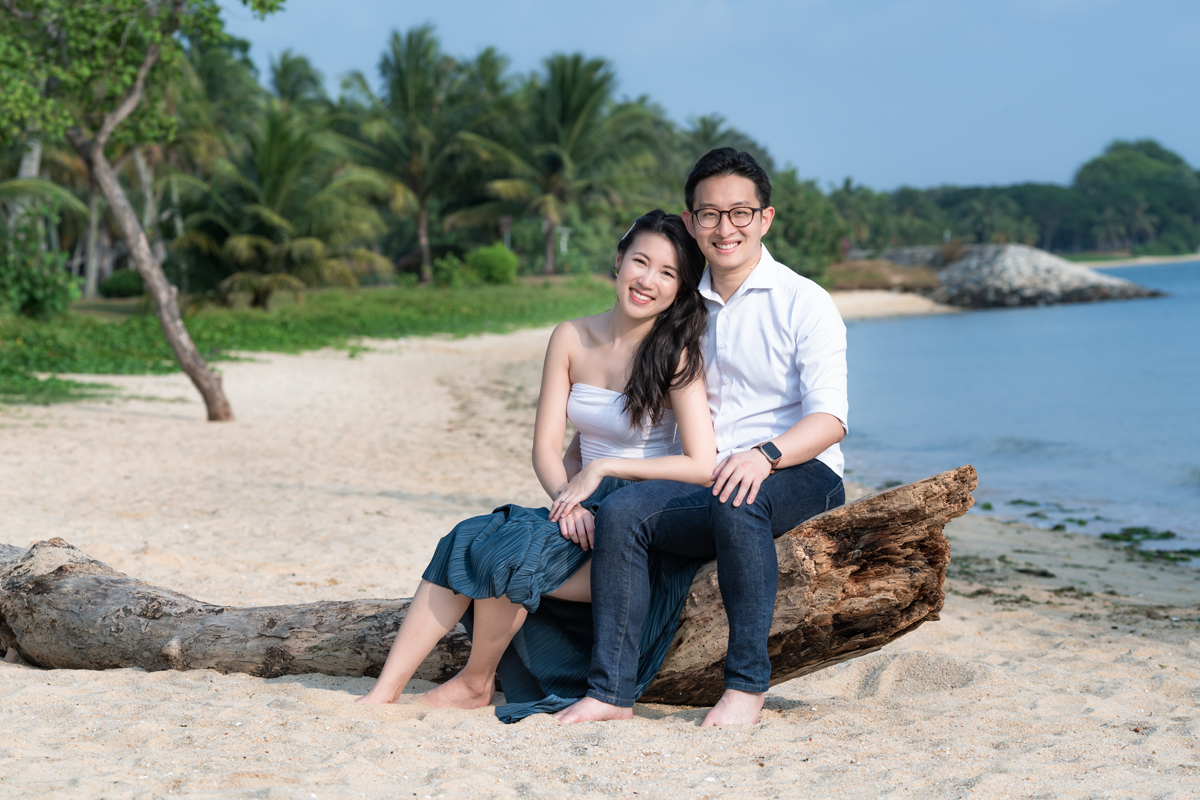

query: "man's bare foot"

left=552, top=697, right=633, bottom=724
left=700, top=689, right=765, bottom=726
left=414, top=674, right=495, bottom=710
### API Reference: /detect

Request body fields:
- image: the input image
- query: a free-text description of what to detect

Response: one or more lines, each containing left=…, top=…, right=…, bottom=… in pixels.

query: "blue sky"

left=218, top=0, right=1200, bottom=191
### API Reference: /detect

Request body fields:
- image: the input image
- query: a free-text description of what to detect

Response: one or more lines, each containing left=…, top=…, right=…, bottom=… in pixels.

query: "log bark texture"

left=0, top=467, right=974, bottom=705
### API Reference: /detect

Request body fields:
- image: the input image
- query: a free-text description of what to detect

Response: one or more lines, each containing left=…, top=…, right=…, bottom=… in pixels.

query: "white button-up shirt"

left=699, top=245, right=849, bottom=477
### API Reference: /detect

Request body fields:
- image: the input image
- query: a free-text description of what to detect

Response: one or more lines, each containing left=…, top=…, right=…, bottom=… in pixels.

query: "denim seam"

left=824, top=480, right=844, bottom=512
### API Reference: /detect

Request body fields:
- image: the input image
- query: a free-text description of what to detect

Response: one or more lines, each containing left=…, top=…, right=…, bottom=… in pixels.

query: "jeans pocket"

left=825, top=480, right=845, bottom=512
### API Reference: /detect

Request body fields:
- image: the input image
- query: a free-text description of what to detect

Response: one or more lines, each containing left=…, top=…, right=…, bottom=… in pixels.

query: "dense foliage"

left=833, top=140, right=1200, bottom=256
left=0, top=205, right=79, bottom=318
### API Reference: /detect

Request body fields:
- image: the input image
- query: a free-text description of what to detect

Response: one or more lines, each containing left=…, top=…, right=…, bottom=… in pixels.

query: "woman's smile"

left=629, top=286, right=654, bottom=305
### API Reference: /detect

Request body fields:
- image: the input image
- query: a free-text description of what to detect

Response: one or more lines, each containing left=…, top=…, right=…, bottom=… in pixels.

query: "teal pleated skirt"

left=421, top=477, right=702, bottom=722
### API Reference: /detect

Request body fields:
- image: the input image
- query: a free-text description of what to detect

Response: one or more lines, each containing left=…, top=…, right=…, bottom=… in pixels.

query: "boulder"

left=932, top=244, right=1161, bottom=308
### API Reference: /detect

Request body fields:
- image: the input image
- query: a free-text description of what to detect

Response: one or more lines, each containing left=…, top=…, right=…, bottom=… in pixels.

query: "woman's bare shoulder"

left=557, top=311, right=612, bottom=347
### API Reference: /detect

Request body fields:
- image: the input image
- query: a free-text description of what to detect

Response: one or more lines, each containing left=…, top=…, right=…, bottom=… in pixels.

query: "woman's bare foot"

left=355, top=683, right=406, bottom=704
left=414, top=674, right=495, bottom=710
left=699, top=689, right=764, bottom=726
left=552, top=697, right=633, bottom=724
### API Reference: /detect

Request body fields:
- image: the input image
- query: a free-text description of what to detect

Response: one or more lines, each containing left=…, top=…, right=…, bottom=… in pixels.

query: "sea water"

left=844, top=260, right=1200, bottom=548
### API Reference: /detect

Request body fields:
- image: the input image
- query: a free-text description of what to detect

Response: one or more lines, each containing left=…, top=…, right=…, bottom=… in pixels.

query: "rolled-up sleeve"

left=794, top=292, right=849, bottom=432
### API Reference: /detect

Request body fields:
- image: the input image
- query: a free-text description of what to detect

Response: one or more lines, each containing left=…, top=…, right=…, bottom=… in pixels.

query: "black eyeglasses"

left=692, top=207, right=764, bottom=229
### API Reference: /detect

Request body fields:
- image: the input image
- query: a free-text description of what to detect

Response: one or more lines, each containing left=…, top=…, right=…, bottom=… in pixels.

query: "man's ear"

left=682, top=210, right=697, bottom=238
left=758, top=206, right=776, bottom=237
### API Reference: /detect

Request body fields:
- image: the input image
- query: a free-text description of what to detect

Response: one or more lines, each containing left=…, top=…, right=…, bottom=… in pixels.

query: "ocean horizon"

left=844, top=259, right=1200, bottom=550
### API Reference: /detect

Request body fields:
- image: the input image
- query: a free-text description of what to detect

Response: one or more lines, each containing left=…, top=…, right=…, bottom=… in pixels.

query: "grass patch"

left=1, top=280, right=616, bottom=402
left=0, top=372, right=116, bottom=405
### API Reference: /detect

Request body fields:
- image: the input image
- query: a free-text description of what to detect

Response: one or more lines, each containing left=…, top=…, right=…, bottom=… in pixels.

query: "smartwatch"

left=755, top=441, right=783, bottom=471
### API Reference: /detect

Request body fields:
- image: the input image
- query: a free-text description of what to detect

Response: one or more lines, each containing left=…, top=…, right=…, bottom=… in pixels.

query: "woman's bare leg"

left=545, top=558, right=591, bottom=603
left=417, top=596, right=528, bottom=709
left=356, top=580, right=471, bottom=704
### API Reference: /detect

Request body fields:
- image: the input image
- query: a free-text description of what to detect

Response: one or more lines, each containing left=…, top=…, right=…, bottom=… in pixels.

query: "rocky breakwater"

left=932, top=244, right=1162, bottom=308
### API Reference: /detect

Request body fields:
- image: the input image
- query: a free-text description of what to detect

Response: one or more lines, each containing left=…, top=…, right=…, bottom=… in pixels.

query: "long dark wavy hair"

left=617, top=210, right=709, bottom=430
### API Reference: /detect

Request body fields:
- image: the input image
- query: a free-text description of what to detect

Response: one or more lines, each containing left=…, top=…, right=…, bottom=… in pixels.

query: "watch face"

left=760, top=442, right=783, bottom=462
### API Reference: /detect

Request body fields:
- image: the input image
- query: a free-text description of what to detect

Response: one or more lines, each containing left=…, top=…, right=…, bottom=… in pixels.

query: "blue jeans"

left=585, top=458, right=845, bottom=706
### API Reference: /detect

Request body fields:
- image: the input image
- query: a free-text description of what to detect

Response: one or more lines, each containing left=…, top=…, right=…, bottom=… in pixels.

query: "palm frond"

left=0, top=179, right=88, bottom=217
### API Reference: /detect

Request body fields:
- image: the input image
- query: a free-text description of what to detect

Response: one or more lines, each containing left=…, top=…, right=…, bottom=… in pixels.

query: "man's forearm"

left=765, top=412, right=845, bottom=470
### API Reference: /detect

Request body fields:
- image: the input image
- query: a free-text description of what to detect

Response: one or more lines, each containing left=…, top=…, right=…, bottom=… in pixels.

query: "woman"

left=357, top=211, right=713, bottom=721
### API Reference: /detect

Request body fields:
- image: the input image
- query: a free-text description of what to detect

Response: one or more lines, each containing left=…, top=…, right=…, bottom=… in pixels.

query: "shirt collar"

left=698, top=244, right=779, bottom=305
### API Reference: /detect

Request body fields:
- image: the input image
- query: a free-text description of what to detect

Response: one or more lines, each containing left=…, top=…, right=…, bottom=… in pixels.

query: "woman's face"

left=614, top=232, right=682, bottom=322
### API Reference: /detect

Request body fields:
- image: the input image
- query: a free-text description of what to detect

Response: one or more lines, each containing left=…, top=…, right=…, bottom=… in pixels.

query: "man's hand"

left=710, top=448, right=772, bottom=507
left=557, top=507, right=596, bottom=551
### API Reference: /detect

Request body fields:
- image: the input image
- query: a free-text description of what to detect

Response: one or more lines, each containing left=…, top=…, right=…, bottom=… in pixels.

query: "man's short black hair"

left=684, top=147, right=772, bottom=210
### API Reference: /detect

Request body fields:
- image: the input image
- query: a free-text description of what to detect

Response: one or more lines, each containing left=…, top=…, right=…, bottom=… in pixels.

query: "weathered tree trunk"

left=0, top=468, right=973, bottom=703
left=67, top=44, right=234, bottom=421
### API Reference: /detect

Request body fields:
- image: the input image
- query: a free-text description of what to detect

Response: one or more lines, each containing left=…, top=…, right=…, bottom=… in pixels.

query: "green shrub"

left=0, top=208, right=80, bottom=320
left=465, top=243, right=519, bottom=284
left=99, top=269, right=145, bottom=298
left=432, top=253, right=482, bottom=288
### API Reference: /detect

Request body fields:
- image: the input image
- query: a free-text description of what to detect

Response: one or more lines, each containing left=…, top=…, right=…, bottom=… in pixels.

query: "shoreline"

left=1077, top=253, right=1200, bottom=269
left=829, top=288, right=958, bottom=320
left=2, top=328, right=1198, bottom=798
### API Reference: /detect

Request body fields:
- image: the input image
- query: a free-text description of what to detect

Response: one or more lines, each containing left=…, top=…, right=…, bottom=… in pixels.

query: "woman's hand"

left=557, top=507, right=596, bottom=551
left=549, top=459, right=609, bottom=523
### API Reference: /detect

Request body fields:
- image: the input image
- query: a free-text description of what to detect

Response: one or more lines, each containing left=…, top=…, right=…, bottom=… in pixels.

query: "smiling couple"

left=357, top=148, right=849, bottom=727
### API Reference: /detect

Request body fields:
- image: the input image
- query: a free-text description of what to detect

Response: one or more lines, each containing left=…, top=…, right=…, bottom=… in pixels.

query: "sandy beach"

left=2, top=324, right=1198, bottom=799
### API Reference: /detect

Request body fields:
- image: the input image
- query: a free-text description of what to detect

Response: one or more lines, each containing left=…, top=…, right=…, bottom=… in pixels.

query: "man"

left=555, top=148, right=849, bottom=726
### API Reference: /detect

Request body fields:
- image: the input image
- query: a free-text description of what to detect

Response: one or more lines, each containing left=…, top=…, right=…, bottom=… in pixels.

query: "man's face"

left=684, top=174, right=775, bottom=274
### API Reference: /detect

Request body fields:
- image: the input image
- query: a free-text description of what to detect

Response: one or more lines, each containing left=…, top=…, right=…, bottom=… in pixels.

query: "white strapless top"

left=566, top=383, right=682, bottom=467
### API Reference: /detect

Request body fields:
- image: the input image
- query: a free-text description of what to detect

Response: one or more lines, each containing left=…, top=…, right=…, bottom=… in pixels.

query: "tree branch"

left=92, top=42, right=160, bottom=152
left=1, top=1, right=33, bottom=20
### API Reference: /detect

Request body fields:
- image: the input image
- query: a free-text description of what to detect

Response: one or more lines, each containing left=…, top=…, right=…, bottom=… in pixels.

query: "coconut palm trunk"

left=417, top=206, right=432, bottom=283
left=542, top=216, right=556, bottom=275
left=83, top=186, right=102, bottom=299
left=132, top=148, right=167, bottom=264
left=6, top=138, right=42, bottom=224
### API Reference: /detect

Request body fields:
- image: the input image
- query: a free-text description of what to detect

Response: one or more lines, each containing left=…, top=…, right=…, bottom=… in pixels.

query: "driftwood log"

left=0, top=467, right=975, bottom=705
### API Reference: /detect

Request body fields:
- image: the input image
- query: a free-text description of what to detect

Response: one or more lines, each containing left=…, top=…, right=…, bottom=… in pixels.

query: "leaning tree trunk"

left=67, top=44, right=234, bottom=422
left=0, top=468, right=974, bottom=703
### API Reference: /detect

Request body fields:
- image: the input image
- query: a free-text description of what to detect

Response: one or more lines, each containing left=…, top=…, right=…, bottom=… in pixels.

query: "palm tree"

left=1091, top=207, right=1126, bottom=252
left=1124, top=197, right=1158, bottom=250
left=176, top=101, right=388, bottom=308
left=0, top=178, right=87, bottom=220
left=343, top=25, right=487, bottom=283
left=269, top=49, right=330, bottom=114
left=679, top=114, right=776, bottom=172
left=462, top=53, right=657, bottom=274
